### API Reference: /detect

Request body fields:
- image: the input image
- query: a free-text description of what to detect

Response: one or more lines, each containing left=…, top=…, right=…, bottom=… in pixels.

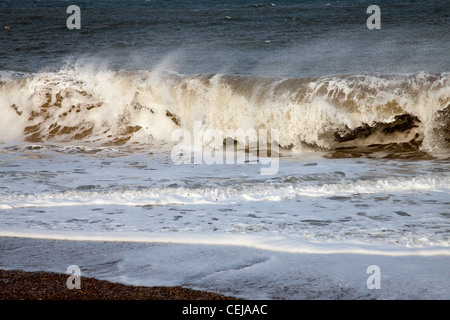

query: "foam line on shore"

left=1, top=230, right=449, bottom=257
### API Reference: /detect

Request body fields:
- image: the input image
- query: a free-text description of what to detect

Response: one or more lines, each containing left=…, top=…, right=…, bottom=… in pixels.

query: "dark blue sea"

left=1, top=0, right=449, bottom=76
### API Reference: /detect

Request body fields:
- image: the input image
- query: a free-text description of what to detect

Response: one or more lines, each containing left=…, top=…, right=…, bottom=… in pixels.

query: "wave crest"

left=1, top=68, right=449, bottom=154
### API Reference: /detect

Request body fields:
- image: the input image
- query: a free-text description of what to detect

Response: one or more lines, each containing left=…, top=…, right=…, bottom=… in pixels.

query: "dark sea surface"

left=1, top=0, right=449, bottom=76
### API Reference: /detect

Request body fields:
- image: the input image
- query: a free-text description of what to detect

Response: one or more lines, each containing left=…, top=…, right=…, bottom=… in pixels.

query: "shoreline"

left=1, top=236, right=450, bottom=300
left=0, top=269, right=239, bottom=300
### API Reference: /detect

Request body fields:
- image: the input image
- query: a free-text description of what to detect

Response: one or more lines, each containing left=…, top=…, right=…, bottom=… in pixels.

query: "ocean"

left=0, top=0, right=449, bottom=299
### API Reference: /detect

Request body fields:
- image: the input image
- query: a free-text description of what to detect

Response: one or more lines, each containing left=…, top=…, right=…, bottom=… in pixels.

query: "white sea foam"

left=0, top=173, right=448, bottom=208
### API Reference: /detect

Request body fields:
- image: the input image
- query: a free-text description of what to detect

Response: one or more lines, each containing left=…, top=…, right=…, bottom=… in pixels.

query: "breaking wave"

left=1, top=66, right=449, bottom=154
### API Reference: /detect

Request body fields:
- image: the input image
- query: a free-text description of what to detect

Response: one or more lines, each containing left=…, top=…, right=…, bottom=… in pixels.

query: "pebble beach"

left=0, top=269, right=237, bottom=300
